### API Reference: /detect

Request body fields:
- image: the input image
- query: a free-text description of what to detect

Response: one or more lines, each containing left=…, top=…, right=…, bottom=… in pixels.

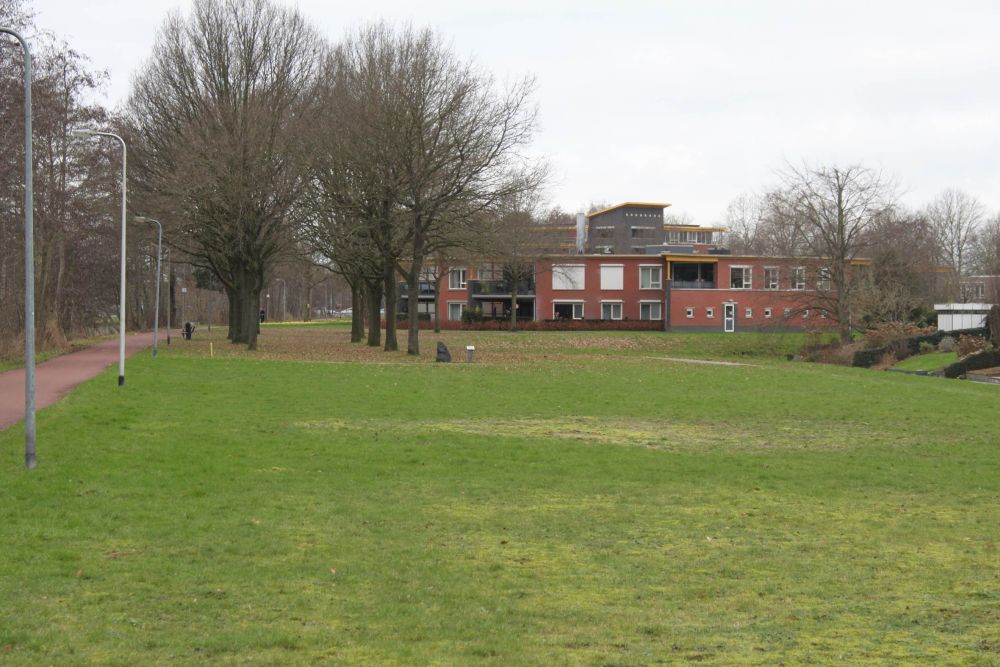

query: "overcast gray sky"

left=34, top=0, right=1000, bottom=224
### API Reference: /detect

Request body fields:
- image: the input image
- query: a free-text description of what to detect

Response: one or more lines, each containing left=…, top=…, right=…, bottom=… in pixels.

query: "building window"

left=601, top=302, right=623, bottom=320
left=685, top=307, right=694, bottom=319
left=553, top=302, right=583, bottom=320
left=640, top=265, right=662, bottom=289
left=640, top=301, right=662, bottom=320
left=706, top=307, right=715, bottom=318
left=816, top=268, right=832, bottom=291
left=600, top=264, right=624, bottom=290
left=764, top=308, right=772, bottom=318
left=730, top=266, right=752, bottom=289
left=803, top=309, right=810, bottom=319
left=745, top=307, right=753, bottom=319
left=477, top=263, right=502, bottom=281
left=792, top=267, right=805, bottom=290
left=448, top=302, right=465, bottom=321
left=764, top=267, right=779, bottom=290
left=449, top=269, right=467, bottom=290
left=784, top=307, right=791, bottom=317
left=552, top=264, right=585, bottom=290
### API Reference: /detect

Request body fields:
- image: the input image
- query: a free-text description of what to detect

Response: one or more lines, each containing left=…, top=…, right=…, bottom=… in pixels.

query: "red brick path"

left=0, top=332, right=154, bottom=431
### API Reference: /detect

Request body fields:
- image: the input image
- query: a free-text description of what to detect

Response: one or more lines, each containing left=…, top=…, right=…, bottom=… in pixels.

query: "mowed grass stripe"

left=1, top=349, right=998, bottom=664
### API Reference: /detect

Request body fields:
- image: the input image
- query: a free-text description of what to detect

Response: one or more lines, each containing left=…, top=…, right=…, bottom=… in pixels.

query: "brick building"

left=398, top=202, right=854, bottom=332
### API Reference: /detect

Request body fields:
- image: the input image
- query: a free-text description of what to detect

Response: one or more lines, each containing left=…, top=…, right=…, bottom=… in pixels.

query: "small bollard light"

left=466, top=345, right=475, bottom=363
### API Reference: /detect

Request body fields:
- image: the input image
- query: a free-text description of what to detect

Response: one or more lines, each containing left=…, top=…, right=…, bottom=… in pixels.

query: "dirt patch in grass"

left=297, top=415, right=885, bottom=453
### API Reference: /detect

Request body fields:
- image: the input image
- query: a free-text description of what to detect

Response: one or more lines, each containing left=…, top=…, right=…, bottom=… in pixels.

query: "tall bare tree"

left=125, top=0, right=326, bottom=349
left=777, top=163, right=896, bottom=342
left=925, top=188, right=985, bottom=300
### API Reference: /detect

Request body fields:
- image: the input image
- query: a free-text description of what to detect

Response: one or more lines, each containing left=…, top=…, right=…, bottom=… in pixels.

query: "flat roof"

left=587, top=202, right=672, bottom=218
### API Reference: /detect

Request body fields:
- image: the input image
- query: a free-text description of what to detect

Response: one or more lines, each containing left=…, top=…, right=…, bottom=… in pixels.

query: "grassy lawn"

left=1, top=328, right=998, bottom=664
left=893, top=351, right=959, bottom=372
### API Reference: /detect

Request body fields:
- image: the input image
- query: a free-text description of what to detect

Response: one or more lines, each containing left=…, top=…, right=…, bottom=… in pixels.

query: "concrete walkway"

left=0, top=332, right=154, bottom=431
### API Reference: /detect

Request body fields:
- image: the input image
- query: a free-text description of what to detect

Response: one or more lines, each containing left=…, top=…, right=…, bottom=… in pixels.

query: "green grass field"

left=892, top=351, right=959, bottom=372
left=1, top=329, right=998, bottom=664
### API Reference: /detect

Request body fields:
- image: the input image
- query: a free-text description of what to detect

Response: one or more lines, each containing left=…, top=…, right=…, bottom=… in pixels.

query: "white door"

left=723, top=303, right=736, bottom=332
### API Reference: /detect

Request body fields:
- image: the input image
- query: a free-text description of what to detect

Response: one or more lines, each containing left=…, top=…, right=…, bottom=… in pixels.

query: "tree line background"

left=3, top=0, right=1000, bottom=357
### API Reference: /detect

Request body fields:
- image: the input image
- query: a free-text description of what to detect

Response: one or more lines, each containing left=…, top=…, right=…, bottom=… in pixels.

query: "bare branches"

left=125, top=0, right=326, bottom=348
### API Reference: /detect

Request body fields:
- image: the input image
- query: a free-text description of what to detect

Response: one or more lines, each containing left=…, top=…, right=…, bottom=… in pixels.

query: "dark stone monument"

left=436, top=341, right=451, bottom=363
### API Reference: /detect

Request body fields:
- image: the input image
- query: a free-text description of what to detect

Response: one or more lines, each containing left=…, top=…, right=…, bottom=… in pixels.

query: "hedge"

left=943, top=350, right=1000, bottom=379
left=852, top=326, right=989, bottom=368
left=392, top=318, right=664, bottom=332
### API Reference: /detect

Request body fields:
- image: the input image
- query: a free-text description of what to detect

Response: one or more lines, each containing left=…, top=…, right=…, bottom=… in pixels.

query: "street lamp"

left=135, top=217, right=162, bottom=357
left=72, top=127, right=127, bottom=386
left=2, top=26, right=36, bottom=468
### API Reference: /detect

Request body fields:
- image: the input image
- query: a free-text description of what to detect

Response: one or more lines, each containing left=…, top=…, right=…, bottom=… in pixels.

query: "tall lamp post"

left=72, top=128, right=127, bottom=386
left=135, top=217, right=162, bottom=357
left=2, top=27, right=36, bottom=469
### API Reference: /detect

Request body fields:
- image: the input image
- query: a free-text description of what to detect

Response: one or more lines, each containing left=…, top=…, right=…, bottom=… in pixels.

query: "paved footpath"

left=0, top=332, right=155, bottom=431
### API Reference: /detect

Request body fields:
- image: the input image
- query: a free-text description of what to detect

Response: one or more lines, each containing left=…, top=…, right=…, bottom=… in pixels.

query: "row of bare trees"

left=2, top=0, right=178, bottom=358
left=124, top=0, right=545, bottom=354
left=724, top=163, right=1000, bottom=341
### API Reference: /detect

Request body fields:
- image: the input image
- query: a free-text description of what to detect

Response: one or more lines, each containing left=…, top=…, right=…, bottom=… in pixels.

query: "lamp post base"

left=118, top=375, right=125, bottom=387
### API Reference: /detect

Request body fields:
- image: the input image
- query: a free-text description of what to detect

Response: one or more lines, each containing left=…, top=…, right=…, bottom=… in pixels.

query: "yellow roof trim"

left=587, top=202, right=672, bottom=218
left=663, top=225, right=726, bottom=232
left=664, top=255, right=718, bottom=263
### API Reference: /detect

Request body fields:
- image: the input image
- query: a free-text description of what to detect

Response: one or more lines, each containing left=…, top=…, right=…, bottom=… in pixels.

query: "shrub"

left=918, top=341, right=936, bottom=354
left=863, top=321, right=931, bottom=348
left=943, top=350, right=1000, bottom=378
left=957, top=334, right=989, bottom=357
left=937, top=336, right=956, bottom=352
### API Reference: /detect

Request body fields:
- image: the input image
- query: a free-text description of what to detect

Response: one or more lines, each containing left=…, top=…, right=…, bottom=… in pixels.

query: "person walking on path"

left=0, top=332, right=154, bottom=431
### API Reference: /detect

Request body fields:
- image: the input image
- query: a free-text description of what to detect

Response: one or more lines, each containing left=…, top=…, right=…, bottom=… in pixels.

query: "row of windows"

left=448, top=301, right=663, bottom=321
left=683, top=306, right=826, bottom=319
left=666, top=230, right=715, bottom=244
left=552, top=264, right=662, bottom=291
left=729, top=266, right=830, bottom=291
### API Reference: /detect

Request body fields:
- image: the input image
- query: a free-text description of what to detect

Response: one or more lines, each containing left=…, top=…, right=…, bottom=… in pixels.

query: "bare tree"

left=777, top=163, right=896, bottom=342
left=926, top=189, right=985, bottom=300
left=1, top=1, right=117, bottom=357
left=125, top=0, right=326, bottom=349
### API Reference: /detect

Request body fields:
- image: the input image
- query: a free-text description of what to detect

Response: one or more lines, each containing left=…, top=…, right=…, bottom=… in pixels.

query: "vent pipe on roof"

left=576, top=213, right=586, bottom=254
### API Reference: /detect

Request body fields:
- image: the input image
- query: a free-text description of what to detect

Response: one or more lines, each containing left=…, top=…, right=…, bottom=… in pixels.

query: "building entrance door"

left=723, top=303, right=736, bottom=332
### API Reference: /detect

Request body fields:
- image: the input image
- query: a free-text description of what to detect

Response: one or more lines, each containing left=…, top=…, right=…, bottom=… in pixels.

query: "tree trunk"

left=406, top=274, right=421, bottom=355
left=509, top=288, right=518, bottom=332
left=241, top=283, right=262, bottom=350
left=227, top=286, right=240, bottom=342
left=433, top=280, right=441, bottom=333
left=350, top=282, right=365, bottom=343
left=383, top=260, right=398, bottom=351
left=366, top=279, right=381, bottom=347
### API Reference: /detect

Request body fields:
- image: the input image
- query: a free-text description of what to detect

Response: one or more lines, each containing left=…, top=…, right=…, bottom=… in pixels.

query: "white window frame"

left=816, top=268, right=832, bottom=291
left=803, top=309, right=810, bottom=319
left=730, top=266, right=752, bottom=289
left=447, top=302, right=465, bottom=321
left=792, top=267, right=806, bottom=290
left=639, top=300, right=662, bottom=321
left=449, top=268, right=467, bottom=290
left=745, top=307, right=753, bottom=319
left=601, top=301, right=623, bottom=320
left=706, top=307, right=715, bottom=319
left=784, top=307, right=791, bottom=318
left=685, top=307, right=695, bottom=319
left=639, top=264, right=662, bottom=290
left=600, top=264, right=624, bottom=291
left=553, top=301, right=584, bottom=320
left=764, top=308, right=772, bottom=319
left=552, top=264, right=586, bottom=291
left=764, top=266, right=779, bottom=290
